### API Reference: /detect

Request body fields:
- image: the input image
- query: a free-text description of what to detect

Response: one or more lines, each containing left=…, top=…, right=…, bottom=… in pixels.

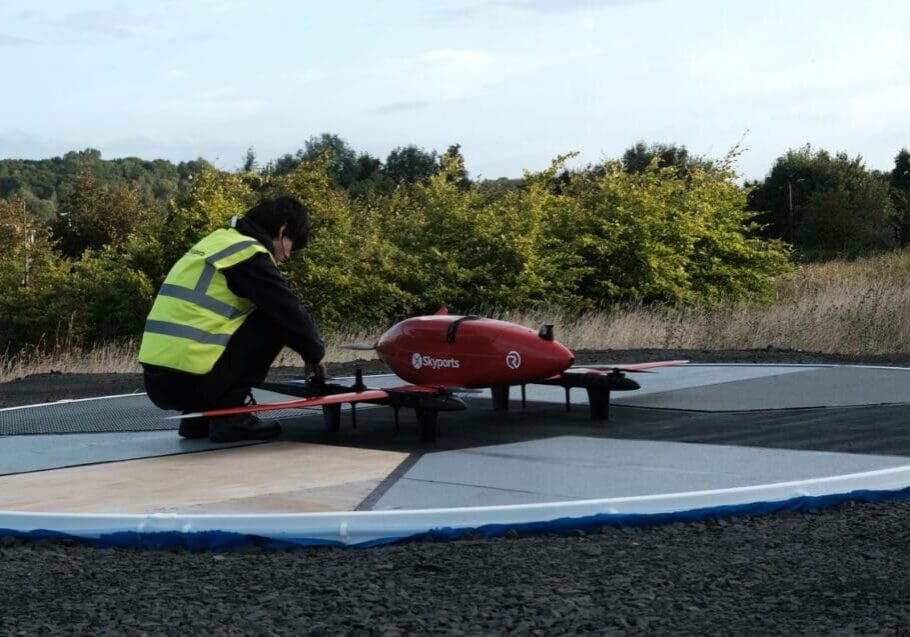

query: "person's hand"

left=305, top=359, right=327, bottom=381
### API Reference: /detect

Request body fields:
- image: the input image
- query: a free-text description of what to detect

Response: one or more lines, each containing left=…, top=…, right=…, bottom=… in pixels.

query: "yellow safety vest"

left=138, top=228, right=273, bottom=374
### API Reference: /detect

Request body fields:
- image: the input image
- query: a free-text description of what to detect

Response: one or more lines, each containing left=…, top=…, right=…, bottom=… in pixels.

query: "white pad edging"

left=3, top=464, right=910, bottom=547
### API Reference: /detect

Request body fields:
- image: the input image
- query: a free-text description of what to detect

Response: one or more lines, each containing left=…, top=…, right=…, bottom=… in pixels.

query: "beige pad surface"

left=0, top=442, right=408, bottom=514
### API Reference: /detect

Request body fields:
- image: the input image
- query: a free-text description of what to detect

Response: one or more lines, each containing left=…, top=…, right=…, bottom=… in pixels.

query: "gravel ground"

left=3, top=349, right=910, bottom=635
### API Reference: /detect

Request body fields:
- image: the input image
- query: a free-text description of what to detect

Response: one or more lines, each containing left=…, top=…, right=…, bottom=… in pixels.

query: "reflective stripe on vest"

left=155, top=239, right=261, bottom=320
left=142, top=320, right=233, bottom=346
left=138, top=229, right=272, bottom=374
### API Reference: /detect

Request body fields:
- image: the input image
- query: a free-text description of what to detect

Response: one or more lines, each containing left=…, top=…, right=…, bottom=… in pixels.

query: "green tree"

left=267, top=134, right=384, bottom=193
left=380, top=156, right=588, bottom=313
left=272, top=161, right=413, bottom=327
left=301, top=133, right=359, bottom=188
left=0, top=196, right=74, bottom=352
left=0, top=149, right=198, bottom=224
left=558, top=156, right=790, bottom=305
left=64, top=249, right=155, bottom=344
left=0, top=196, right=57, bottom=288
left=440, top=144, right=470, bottom=188
left=621, top=142, right=712, bottom=175
left=146, top=166, right=256, bottom=284
left=53, top=169, right=156, bottom=258
left=748, top=145, right=896, bottom=259
left=242, top=147, right=258, bottom=173
left=890, top=148, right=910, bottom=246
left=385, top=145, right=438, bottom=183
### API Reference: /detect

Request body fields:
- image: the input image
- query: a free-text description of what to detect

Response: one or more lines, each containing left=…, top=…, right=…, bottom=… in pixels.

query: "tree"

left=242, top=147, right=257, bottom=173
left=267, top=134, right=383, bottom=192
left=53, top=169, right=156, bottom=258
left=151, top=166, right=256, bottom=281
left=385, top=145, right=438, bottom=183
left=380, top=157, right=584, bottom=312
left=0, top=196, right=56, bottom=287
left=440, top=144, right=470, bottom=188
left=0, top=151, right=196, bottom=223
left=796, top=188, right=895, bottom=258
left=0, top=196, right=74, bottom=352
left=748, top=145, right=896, bottom=259
left=621, top=142, right=712, bottom=175
left=300, top=133, right=360, bottom=188
left=271, top=161, right=414, bottom=326
left=890, top=148, right=910, bottom=246
left=556, top=155, right=790, bottom=305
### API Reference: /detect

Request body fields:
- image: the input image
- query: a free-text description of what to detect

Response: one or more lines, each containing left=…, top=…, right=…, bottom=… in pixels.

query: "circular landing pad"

left=2, top=364, right=910, bottom=547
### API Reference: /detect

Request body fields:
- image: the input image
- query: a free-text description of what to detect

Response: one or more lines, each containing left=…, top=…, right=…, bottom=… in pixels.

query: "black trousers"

left=143, top=310, right=285, bottom=413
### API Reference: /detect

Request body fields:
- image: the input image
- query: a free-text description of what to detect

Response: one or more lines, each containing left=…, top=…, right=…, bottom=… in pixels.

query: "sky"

left=1, top=0, right=908, bottom=182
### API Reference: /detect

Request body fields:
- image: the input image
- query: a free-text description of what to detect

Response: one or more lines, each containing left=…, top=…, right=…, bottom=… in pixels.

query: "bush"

left=1, top=150, right=794, bottom=352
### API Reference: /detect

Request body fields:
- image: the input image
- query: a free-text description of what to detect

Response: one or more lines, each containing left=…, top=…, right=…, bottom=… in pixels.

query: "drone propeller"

left=572, top=360, right=688, bottom=375
left=566, top=366, right=654, bottom=377
left=450, top=387, right=484, bottom=395
left=341, top=342, right=377, bottom=351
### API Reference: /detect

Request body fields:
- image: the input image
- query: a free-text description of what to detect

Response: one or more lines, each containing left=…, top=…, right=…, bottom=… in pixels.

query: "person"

left=138, top=196, right=326, bottom=442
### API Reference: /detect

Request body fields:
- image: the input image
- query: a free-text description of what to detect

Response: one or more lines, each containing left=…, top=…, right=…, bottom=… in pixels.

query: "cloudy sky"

left=1, top=0, right=908, bottom=181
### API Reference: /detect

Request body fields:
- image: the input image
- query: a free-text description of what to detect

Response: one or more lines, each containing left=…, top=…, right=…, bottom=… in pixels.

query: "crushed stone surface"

left=2, top=350, right=910, bottom=634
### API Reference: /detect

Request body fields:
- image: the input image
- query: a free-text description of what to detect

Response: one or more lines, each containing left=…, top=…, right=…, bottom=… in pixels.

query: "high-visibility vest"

left=138, top=228, right=274, bottom=374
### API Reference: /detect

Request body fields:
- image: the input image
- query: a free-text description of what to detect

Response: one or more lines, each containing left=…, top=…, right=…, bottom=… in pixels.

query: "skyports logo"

left=411, top=352, right=461, bottom=370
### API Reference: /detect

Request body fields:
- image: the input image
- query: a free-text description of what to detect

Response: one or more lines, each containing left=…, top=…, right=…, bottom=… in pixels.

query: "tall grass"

left=0, top=333, right=382, bottom=384
left=519, top=251, right=910, bottom=354
left=4, top=249, right=910, bottom=382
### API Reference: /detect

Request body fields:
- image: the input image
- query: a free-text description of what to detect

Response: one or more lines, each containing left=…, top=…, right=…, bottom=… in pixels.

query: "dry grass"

left=523, top=249, right=910, bottom=355
left=1, top=340, right=144, bottom=383
left=4, top=249, right=910, bottom=382
left=0, top=332, right=381, bottom=384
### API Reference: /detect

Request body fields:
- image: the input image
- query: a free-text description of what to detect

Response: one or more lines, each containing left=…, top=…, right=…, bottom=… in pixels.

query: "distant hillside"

left=0, top=148, right=208, bottom=221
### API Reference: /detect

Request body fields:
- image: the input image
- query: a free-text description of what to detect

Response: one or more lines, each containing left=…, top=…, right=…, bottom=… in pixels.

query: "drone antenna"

left=353, top=368, right=366, bottom=392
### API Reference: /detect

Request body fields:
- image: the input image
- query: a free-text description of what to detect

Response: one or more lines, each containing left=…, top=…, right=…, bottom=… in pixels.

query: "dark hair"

left=244, top=197, right=309, bottom=251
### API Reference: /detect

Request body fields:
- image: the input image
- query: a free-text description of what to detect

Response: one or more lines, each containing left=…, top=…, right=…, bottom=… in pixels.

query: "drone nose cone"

left=493, top=322, right=574, bottom=379
left=549, top=341, right=575, bottom=371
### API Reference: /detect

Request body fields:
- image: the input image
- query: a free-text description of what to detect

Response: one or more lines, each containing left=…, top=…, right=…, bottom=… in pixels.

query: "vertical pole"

left=787, top=180, right=793, bottom=243
left=21, top=199, right=29, bottom=288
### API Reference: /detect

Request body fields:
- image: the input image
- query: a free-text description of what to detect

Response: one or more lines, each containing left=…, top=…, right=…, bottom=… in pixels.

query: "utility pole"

left=786, top=178, right=804, bottom=244
left=787, top=180, right=793, bottom=244
left=19, top=198, right=31, bottom=287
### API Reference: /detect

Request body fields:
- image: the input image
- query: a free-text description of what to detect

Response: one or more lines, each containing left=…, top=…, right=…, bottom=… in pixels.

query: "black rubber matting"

left=0, top=395, right=318, bottom=436
left=277, top=398, right=910, bottom=458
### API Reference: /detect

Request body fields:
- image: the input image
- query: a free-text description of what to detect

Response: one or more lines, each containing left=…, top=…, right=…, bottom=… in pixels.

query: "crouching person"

left=139, top=196, right=327, bottom=442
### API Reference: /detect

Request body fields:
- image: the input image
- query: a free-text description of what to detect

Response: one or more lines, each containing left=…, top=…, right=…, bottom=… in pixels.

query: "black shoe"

left=178, top=416, right=210, bottom=439
left=209, top=413, right=280, bottom=443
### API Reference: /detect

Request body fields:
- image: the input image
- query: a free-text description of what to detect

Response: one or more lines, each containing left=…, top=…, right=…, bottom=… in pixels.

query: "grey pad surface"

left=0, top=395, right=174, bottom=435
left=371, top=435, right=910, bottom=510
left=619, top=366, right=910, bottom=411
left=0, top=389, right=315, bottom=436
left=353, top=367, right=818, bottom=407
left=0, top=432, right=260, bottom=476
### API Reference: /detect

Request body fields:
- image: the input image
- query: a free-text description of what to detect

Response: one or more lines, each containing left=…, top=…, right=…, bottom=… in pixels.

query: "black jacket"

left=224, top=217, right=325, bottom=365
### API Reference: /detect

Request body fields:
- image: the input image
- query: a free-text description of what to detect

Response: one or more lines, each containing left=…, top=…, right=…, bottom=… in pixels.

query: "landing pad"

left=2, top=364, right=910, bottom=546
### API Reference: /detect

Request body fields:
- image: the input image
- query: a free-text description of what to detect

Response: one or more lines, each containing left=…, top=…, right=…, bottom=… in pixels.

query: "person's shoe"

left=178, top=416, right=210, bottom=439
left=209, top=413, right=280, bottom=443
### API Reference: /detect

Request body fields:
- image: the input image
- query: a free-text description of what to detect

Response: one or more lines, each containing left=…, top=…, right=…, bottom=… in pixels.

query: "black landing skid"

left=490, top=369, right=640, bottom=420
left=257, top=369, right=465, bottom=442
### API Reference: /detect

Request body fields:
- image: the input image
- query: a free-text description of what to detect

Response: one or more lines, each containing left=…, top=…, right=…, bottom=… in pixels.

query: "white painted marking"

left=0, top=393, right=146, bottom=412
left=2, top=463, right=910, bottom=546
